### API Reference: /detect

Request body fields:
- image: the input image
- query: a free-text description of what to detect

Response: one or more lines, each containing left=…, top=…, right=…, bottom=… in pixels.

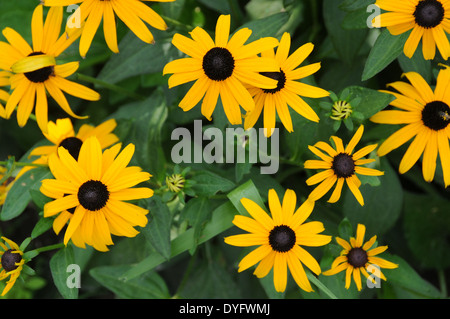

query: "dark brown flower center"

left=1, top=249, right=22, bottom=272
left=77, top=180, right=109, bottom=211
left=414, top=0, right=445, bottom=28
left=332, top=153, right=355, bottom=178
left=269, top=225, right=296, bottom=252
left=24, top=52, right=54, bottom=83
left=421, top=100, right=450, bottom=131
left=260, top=70, right=286, bottom=94
left=58, top=137, right=83, bottom=160
left=347, top=247, right=368, bottom=268
left=202, top=47, right=235, bottom=81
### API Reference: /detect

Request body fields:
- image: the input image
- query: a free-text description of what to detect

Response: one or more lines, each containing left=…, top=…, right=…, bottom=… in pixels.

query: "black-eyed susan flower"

left=0, top=5, right=100, bottom=133
left=0, top=71, right=11, bottom=118
left=371, top=67, right=450, bottom=186
left=224, top=189, right=331, bottom=293
left=40, top=136, right=154, bottom=251
left=15, top=117, right=119, bottom=180
left=163, top=14, right=280, bottom=125
left=243, top=32, right=329, bottom=137
left=323, top=224, right=398, bottom=291
left=374, top=0, right=450, bottom=60
left=304, top=125, right=384, bottom=206
left=0, top=237, right=25, bottom=296
left=44, top=0, right=174, bottom=57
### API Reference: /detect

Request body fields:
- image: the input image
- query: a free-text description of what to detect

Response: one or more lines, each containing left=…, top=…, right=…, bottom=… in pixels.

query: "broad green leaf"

left=382, top=254, right=441, bottom=298
left=49, top=245, right=78, bottom=299
left=191, top=170, right=235, bottom=196
left=97, top=30, right=173, bottom=84
left=339, top=0, right=375, bottom=11
left=403, top=192, right=450, bottom=269
left=90, top=265, right=170, bottom=299
left=1, top=167, right=52, bottom=221
left=227, top=179, right=267, bottom=216
left=344, top=86, right=395, bottom=120
left=362, top=28, right=409, bottom=81
left=343, top=158, right=402, bottom=236
left=235, top=12, right=290, bottom=41
left=119, top=201, right=236, bottom=282
left=30, top=216, right=54, bottom=239
left=140, top=196, right=172, bottom=260
left=323, top=0, right=368, bottom=65
left=182, top=196, right=212, bottom=254
left=397, top=51, right=432, bottom=83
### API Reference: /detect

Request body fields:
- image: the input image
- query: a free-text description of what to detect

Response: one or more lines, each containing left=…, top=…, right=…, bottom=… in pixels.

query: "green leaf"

left=323, top=0, right=368, bottom=65
left=49, top=245, right=78, bottom=299
left=182, top=196, right=212, bottom=254
left=97, top=30, right=173, bottom=84
left=90, top=265, right=170, bottom=299
left=31, top=216, right=54, bottom=239
left=191, top=170, right=235, bottom=196
left=235, top=12, right=290, bottom=41
left=382, top=254, right=441, bottom=298
left=403, top=192, right=450, bottom=269
left=227, top=179, right=267, bottom=216
left=397, top=50, right=432, bottom=83
left=140, top=196, right=172, bottom=261
left=343, top=158, right=402, bottom=236
left=1, top=167, right=52, bottom=221
left=362, top=28, right=409, bottom=81
left=119, top=201, right=236, bottom=282
left=345, top=86, right=395, bottom=120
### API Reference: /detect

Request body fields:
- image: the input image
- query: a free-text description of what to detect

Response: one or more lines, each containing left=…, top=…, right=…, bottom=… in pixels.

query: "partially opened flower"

left=374, top=0, right=450, bottom=60
left=40, top=136, right=154, bottom=251
left=0, top=5, right=100, bottom=133
left=0, top=237, right=25, bottom=296
left=163, top=14, right=280, bottom=125
left=243, top=32, right=329, bottom=137
left=44, top=0, right=174, bottom=57
left=225, top=189, right=331, bottom=293
left=370, top=67, right=450, bottom=186
left=323, top=224, right=398, bottom=291
left=16, top=117, right=119, bottom=180
left=304, top=125, right=384, bottom=206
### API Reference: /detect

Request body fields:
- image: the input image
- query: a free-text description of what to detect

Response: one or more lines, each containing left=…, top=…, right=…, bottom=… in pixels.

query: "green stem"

left=438, top=269, right=447, bottom=298
left=160, top=14, right=194, bottom=31
left=0, top=161, right=47, bottom=168
left=306, top=272, right=338, bottom=299
left=33, top=243, right=65, bottom=254
left=75, top=73, right=145, bottom=101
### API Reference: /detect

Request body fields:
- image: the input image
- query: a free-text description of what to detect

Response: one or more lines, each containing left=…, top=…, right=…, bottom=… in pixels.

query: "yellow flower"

left=370, top=67, right=450, bottom=186
left=304, top=125, right=384, bottom=206
left=163, top=14, right=280, bottom=125
left=0, top=5, right=100, bottom=133
left=224, top=189, right=331, bottom=293
left=40, top=136, right=154, bottom=251
left=0, top=237, right=25, bottom=296
left=15, top=117, right=119, bottom=180
left=374, top=0, right=450, bottom=60
left=44, top=0, right=174, bottom=58
left=243, top=32, right=329, bottom=137
left=323, top=224, right=398, bottom=291
left=0, top=71, right=11, bottom=118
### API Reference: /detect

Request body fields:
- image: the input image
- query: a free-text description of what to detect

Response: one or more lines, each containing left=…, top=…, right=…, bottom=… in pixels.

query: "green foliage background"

left=0, top=0, right=448, bottom=299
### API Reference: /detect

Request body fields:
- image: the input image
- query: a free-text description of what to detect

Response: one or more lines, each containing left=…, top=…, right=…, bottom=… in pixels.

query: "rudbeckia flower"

left=374, top=0, right=450, bottom=60
left=225, top=189, right=331, bottom=293
left=44, top=0, right=174, bottom=57
left=304, top=125, right=384, bottom=206
left=163, top=14, right=280, bottom=125
left=0, top=5, right=100, bottom=133
left=0, top=71, right=11, bottom=118
left=0, top=237, right=25, bottom=296
left=323, top=224, right=398, bottom=291
left=243, top=32, right=329, bottom=137
left=40, top=136, right=154, bottom=251
left=15, top=117, right=119, bottom=180
left=371, top=67, right=450, bottom=186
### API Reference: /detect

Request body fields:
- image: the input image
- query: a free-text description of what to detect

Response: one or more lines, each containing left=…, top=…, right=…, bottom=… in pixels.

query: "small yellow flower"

left=304, top=125, right=384, bottom=206
left=330, top=100, right=352, bottom=121
left=225, top=189, right=331, bottom=293
left=40, top=136, right=154, bottom=251
left=0, top=237, right=25, bottom=296
left=0, top=5, right=100, bottom=133
left=166, top=174, right=185, bottom=193
left=323, top=224, right=398, bottom=291
left=163, top=14, right=280, bottom=125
